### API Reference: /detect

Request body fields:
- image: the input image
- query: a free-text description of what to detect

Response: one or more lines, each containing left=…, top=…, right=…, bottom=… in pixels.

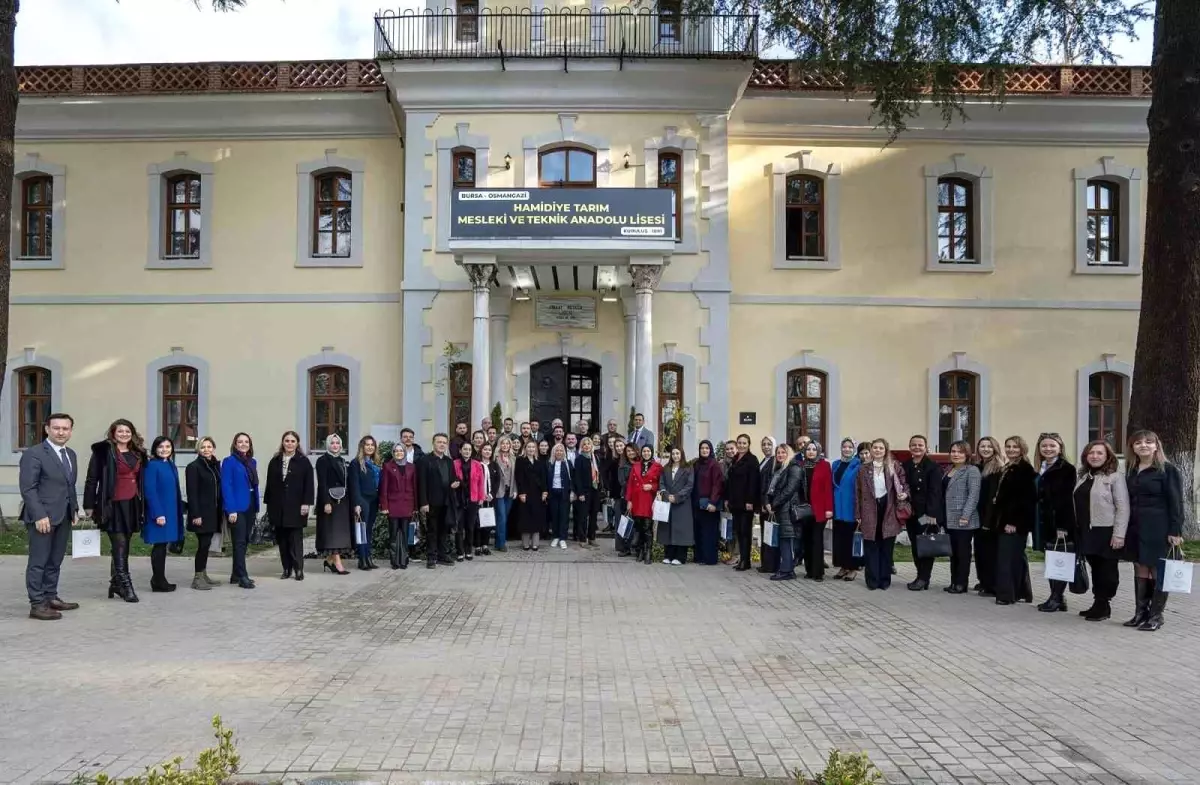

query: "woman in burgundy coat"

left=692, top=440, right=725, bottom=565
left=799, top=442, right=835, bottom=580
left=379, top=442, right=418, bottom=569
left=854, top=438, right=909, bottom=591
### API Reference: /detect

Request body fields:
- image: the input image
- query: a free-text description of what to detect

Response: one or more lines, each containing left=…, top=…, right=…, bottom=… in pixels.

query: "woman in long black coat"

left=1034, top=433, right=1076, bottom=613
left=992, top=436, right=1036, bottom=606
left=1123, top=429, right=1186, bottom=631
left=264, top=430, right=314, bottom=581
left=757, top=436, right=780, bottom=574
left=516, top=440, right=547, bottom=551
left=315, top=434, right=355, bottom=576
left=185, top=436, right=224, bottom=591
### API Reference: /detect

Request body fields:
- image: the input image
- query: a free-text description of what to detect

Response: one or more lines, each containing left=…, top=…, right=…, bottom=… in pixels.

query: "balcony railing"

left=374, top=7, right=759, bottom=60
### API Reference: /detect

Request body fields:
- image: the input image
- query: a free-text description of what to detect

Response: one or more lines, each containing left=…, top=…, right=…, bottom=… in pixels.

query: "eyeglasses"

left=1038, top=432, right=1061, bottom=441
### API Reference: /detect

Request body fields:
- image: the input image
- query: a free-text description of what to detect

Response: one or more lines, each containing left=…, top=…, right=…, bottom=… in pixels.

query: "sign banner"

left=536, top=296, right=597, bottom=330
left=450, top=188, right=673, bottom=240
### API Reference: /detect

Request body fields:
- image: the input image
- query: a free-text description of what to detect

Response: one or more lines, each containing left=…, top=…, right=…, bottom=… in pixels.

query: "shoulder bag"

left=892, top=469, right=913, bottom=521
left=328, top=458, right=347, bottom=503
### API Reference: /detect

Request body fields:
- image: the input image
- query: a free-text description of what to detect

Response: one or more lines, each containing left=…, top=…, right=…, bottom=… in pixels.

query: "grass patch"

left=0, top=520, right=308, bottom=558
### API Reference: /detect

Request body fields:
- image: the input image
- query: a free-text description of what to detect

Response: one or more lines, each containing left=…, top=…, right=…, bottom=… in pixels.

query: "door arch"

left=529, top=357, right=601, bottom=434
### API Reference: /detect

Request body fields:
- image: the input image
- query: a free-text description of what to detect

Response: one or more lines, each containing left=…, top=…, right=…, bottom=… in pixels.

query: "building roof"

left=15, top=58, right=1151, bottom=99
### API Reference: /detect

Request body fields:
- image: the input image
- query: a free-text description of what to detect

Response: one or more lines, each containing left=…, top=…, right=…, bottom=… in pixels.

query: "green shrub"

left=77, top=716, right=239, bottom=785
left=798, top=750, right=882, bottom=785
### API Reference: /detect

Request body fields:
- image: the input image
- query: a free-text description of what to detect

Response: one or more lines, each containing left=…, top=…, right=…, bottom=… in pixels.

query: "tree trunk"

left=0, top=0, right=16, bottom=427
left=1129, top=0, right=1200, bottom=538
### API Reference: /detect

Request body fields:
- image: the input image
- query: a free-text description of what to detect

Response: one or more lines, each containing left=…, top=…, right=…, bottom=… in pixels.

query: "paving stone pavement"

left=0, top=543, right=1196, bottom=785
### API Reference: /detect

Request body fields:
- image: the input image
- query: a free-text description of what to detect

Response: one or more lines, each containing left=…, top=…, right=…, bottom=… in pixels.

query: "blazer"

left=942, top=464, right=982, bottom=531
left=1035, top=458, right=1077, bottom=550
left=545, top=458, right=574, bottom=493
left=830, top=456, right=861, bottom=522
left=418, top=452, right=455, bottom=508
left=903, top=456, right=945, bottom=525
left=725, top=452, right=761, bottom=511
left=658, top=464, right=695, bottom=547
left=993, top=460, right=1037, bottom=537
left=625, top=460, right=662, bottom=518
left=572, top=452, right=602, bottom=498
left=379, top=460, right=418, bottom=518
left=19, top=440, right=79, bottom=525
left=628, top=427, right=655, bottom=451
left=143, top=458, right=185, bottom=544
left=1074, top=471, right=1130, bottom=537
left=220, top=454, right=259, bottom=515
left=84, top=440, right=147, bottom=528
left=515, top=455, right=546, bottom=499
left=692, top=458, right=725, bottom=508
left=854, top=461, right=908, bottom=541
left=348, top=458, right=380, bottom=506
left=264, top=452, right=314, bottom=529
left=803, top=460, right=835, bottom=522
left=185, top=455, right=223, bottom=534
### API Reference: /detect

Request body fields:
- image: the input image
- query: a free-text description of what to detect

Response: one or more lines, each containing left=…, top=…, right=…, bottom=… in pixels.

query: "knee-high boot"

left=110, top=536, right=139, bottom=603
left=1139, top=588, right=1168, bottom=631
left=1123, top=577, right=1153, bottom=627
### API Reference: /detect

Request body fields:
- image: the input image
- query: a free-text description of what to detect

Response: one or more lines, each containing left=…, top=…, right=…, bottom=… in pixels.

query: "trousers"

left=230, top=511, right=250, bottom=581
left=994, top=530, right=1032, bottom=603
left=949, top=529, right=974, bottom=588
left=777, top=535, right=797, bottom=577
left=907, top=519, right=935, bottom=582
left=733, top=508, right=754, bottom=568
left=427, top=505, right=450, bottom=563
left=25, top=518, right=71, bottom=605
left=195, top=532, right=214, bottom=573
left=276, top=527, right=304, bottom=574
left=388, top=516, right=411, bottom=568
left=548, top=489, right=570, bottom=540
left=801, top=519, right=824, bottom=578
left=1087, top=554, right=1120, bottom=601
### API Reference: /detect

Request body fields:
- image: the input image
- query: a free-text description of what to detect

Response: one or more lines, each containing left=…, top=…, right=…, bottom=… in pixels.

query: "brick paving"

left=0, top=543, right=1196, bottom=785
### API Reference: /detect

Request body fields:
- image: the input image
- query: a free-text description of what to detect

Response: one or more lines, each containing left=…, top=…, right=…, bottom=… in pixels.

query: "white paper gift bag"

left=1043, top=549, right=1075, bottom=582
left=763, top=519, right=779, bottom=547
left=719, top=513, right=733, bottom=540
left=478, top=506, right=496, bottom=528
left=209, top=531, right=223, bottom=554
left=1159, top=548, right=1193, bottom=594
left=354, top=518, right=368, bottom=545
left=617, top=515, right=633, bottom=539
left=652, top=499, right=671, bottom=523
left=72, top=528, right=101, bottom=559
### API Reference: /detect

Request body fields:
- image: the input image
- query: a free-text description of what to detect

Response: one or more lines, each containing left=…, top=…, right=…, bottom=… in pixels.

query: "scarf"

left=233, top=450, right=258, bottom=490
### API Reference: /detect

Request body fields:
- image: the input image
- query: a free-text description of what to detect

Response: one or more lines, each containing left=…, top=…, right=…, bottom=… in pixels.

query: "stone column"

left=630, top=263, right=663, bottom=431
left=465, top=261, right=496, bottom=428
left=621, top=291, right=637, bottom=424
left=489, top=292, right=511, bottom=418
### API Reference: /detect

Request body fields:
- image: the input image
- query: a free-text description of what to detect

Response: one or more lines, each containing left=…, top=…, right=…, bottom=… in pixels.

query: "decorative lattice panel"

left=1006, top=66, right=1060, bottom=93
left=18, top=67, right=73, bottom=94
left=793, top=68, right=845, bottom=91
left=222, top=63, right=279, bottom=90
left=358, top=60, right=386, bottom=87
left=748, top=60, right=789, bottom=89
left=152, top=64, right=209, bottom=92
left=289, top=61, right=348, bottom=89
left=1072, top=66, right=1131, bottom=95
left=1140, top=70, right=1153, bottom=95
left=83, top=65, right=141, bottom=93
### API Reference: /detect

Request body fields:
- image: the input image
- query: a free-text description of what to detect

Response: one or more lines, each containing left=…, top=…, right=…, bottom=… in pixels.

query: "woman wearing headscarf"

left=992, top=436, right=1036, bottom=605
left=264, top=431, right=314, bottom=581
left=799, top=441, right=834, bottom=581
left=692, top=440, right=724, bottom=565
left=379, top=441, right=417, bottom=569
left=144, top=436, right=186, bottom=593
left=185, top=436, right=223, bottom=591
left=1034, top=432, right=1076, bottom=613
left=854, top=438, right=909, bottom=591
left=315, top=434, right=354, bottom=577
left=626, top=443, right=662, bottom=563
left=757, top=436, right=780, bottom=574
left=973, top=436, right=1006, bottom=596
left=830, top=440, right=865, bottom=581
left=658, top=446, right=694, bottom=565
left=764, top=443, right=802, bottom=580
left=725, top=434, right=760, bottom=572
left=349, top=435, right=381, bottom=570
left=516, top=439, right=547, bottom=551
left=84, top=419, right=149, bottom=603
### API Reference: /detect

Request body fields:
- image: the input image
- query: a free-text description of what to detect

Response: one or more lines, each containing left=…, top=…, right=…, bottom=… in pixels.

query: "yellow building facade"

left=4, top=19, right=1151, bottom=506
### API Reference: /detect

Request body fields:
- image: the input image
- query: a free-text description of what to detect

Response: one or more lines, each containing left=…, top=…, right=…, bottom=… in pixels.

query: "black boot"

left=1123, top=577, right=1153, bottom=627
left=112, top=538, right=139, bottom=603
left=1139, top=590, right=1168, bottom=631
left=357, top=556, right=367, bottom=570
left=1038, top=583, right=1067, bottom=612
left=1083, top=598, right=1111, bottom=621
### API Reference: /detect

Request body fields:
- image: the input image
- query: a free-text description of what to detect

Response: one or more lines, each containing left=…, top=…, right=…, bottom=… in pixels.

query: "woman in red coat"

left=379, top=442, right=418, bottom=569
left=798, top=442, right=835, bottom=580
left=625, top=444, right=663, bottom=563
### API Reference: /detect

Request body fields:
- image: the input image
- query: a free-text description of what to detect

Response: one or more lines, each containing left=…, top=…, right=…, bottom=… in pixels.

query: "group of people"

left=17, top=409, right=1187, bottom=634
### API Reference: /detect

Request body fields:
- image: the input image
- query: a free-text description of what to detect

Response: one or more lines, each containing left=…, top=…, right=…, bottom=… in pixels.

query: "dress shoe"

left=294, top=570, right=304, bottom=581
left=48, top=598, right=79, bottom=611
left=995, top=599, right=1013, bottom=606
left=237, top=579, right=256, bottom=589
left=281, top=568, right=293, bottom=580
left=1083, top=599, right=1111, bottom=621
left=426, top=561, right=436, bottom=569
left=1037, top=595, right=1067, bottom=612
left=907, top=579, right=929, bottom=591
left=150, top=578, right=177, bottom=593
left=29, top=603, right=62, bottom=621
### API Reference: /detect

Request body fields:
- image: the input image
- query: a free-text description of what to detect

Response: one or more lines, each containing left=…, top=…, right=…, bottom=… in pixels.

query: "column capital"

left=629, top=264, right=664, bottom=293
left=464, top=261, right=497, bottom=290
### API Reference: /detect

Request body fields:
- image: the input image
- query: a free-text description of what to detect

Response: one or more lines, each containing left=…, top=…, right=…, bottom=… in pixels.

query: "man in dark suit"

left=628, top=412, right=655, bottom=453
left=418, top=432, right=456, bottom=568
left=19, top=412, right=81, bottom=620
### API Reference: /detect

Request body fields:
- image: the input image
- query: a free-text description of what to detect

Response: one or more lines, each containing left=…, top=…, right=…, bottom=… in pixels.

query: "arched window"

left=456, top=0, right=478, bottom=43
left=313, top=170, right=352, bottom=257
left=21, top=175, right=53, bottom=259
left=785, top=369, right=826, bottom=450
left=15, top=366, right=52, bottom=449
left=165, top=173, right=201, bottom=258
left=453, top=149, right=476, bottom=189
left=658, top=152, right=682, bottom=241
left=448, top=362, right=473, bottom=431
left=1086, top=180, right=1120, bottom=264
left=1089, top=372, right=1125, bottom=446
left=785, top=174, right=823, bottom=258
left=161, top=365, right=199, bottom=450
left=539, top=147, right=596, bottom=188
left=658, top=363, right=683, bottom=439
left=309, top=365, right=350, bottom=449
left=937, top=177, right=975, bottom=262
left=658, top=0, right=682, bottom=41
left=938, top=371, right=977, bottom=451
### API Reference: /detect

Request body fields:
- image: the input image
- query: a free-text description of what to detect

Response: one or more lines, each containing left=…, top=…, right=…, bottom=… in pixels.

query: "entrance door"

left=529, top=358, right=601, bottom=434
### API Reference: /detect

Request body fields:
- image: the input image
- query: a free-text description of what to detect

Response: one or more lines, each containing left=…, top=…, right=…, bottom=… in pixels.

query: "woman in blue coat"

left=143, top=436, right=186, bottom=593
left=830, top=439, right=867, bottom=581
left=349, top=435, right=382, bottom=570
left=220, top=432, right=259, bottom=589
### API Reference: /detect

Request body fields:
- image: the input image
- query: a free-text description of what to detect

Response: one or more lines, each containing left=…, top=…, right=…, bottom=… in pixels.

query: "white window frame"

left=296, top=152, right=365, bottom=268
left=13, top=154, right=66, bottom=271
left=643, top=126, right=700, bottom=253
left=1072, top=157, right=1142, bottom=276
left=297, top=350, right=362, bottom=454
left=773, top=351, right=841, bottom=449
left=147, top=351, right=211, bottom=454
left=520, top=114, right=611, bottom=188
left=436, top=123, right=490, bottom=253
left=1076, top=355, right=1133, bottom=455
left=766, top=150, right=842, bottom=270
left=927, top=352, right=991, bottom=449
left=0, top=349, right=65, bottom=465
left=147, top=154, right=214, bottom=270
left=924, top=154, right=994, bottom=273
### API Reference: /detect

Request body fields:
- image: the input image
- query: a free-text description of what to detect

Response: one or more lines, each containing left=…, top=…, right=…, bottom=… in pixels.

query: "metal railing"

left=375, top=7, right=759, bottom=60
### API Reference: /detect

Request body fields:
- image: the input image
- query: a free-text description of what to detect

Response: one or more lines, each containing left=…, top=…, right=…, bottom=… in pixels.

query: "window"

left=20, top=176, right=52, bottom=259
left=453, top=150, right=476, bottom=189
left=15, top=367, right=51, bottom=450
left=568, top=359, right=600, bottom=435
left=313, top=171, right=352, bottom=258
left=1086, top=180, right=1120, bottom=265
left=658, top=152, right=682, bottom=241
left=456, top=0, right=478, bottom=43
left=1089, top=372, right=1125, bottom=446
left=937, top=177, right=975, bottom=262
left=785, top=369, right=826, bottom=450
left=159, top=366, right=199, bottom=450
left=539, top=147, right=596, bottom=188
left=164, top=174, right=202, bottom=258
left=448, top=362, right=472, bottom=431
left=785, top=174, right=823, bottom=258
left=658, top=0, right=681, bottom=42
left=937, top=371, right=977, bottom=452
left=309, top=365, right=350, bottom=449
left=658, top=363, right=683, bottom=438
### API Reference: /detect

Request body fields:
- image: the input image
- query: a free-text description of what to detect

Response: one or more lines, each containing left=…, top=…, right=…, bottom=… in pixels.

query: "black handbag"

left=915, top=529, right=952, bottom=558
left=1070, top=553, right=1091, bottom=595
left=789, top=464, right=814, bottom=523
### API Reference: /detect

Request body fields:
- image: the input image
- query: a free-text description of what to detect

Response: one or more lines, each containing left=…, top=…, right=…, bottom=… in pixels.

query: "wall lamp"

left=601, top=287, right=618, bottom=302
left=514, top=287, right=531, bottom=302
left=623, top=152, right=644, bottom=169
left=489, top=154, right=513, bottom=171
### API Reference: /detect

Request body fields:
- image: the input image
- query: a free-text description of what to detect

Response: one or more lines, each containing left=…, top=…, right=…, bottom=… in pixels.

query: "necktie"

left=58, top=447, right=72, bottom=479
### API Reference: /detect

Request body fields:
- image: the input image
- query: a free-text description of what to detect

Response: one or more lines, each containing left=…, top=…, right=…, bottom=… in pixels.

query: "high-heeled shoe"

left=323, top=561, right=350, bottom=575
